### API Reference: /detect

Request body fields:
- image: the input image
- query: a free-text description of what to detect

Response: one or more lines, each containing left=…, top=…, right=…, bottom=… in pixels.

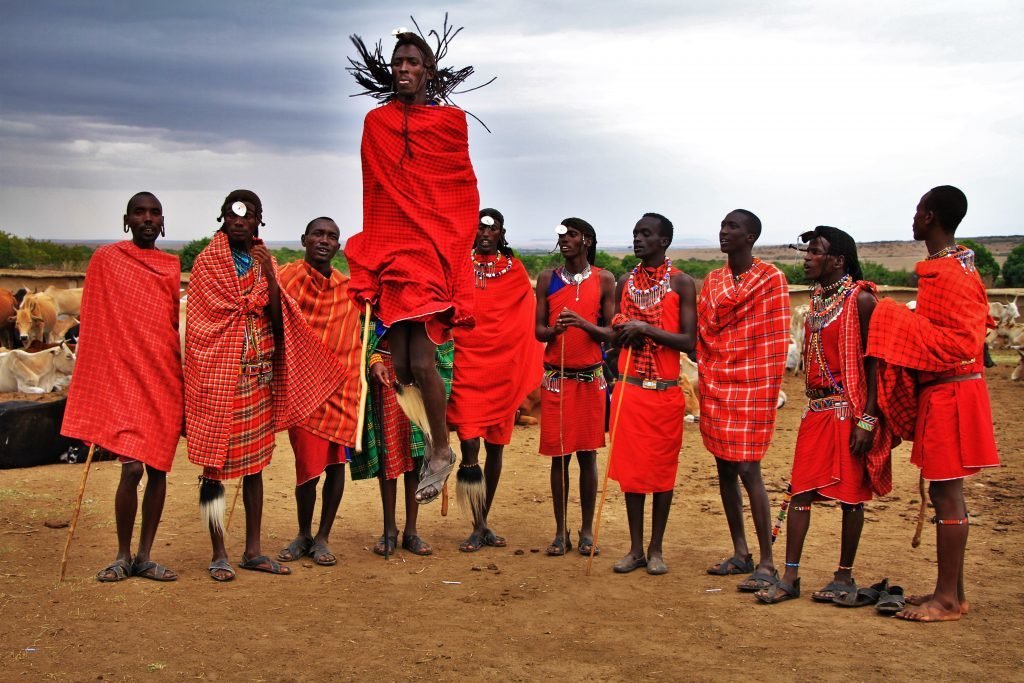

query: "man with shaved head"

left=698, top=209, right=791, bottom=593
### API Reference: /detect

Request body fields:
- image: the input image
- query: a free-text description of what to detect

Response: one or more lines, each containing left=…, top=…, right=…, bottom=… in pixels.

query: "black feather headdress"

left=347, top=13, right=495, bottom=131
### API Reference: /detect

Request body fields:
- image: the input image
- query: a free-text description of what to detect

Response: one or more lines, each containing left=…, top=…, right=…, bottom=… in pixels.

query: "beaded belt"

left=622, top=375, right=679, bottom=391
left=240, top=360, right=273, bottom=376
left=542, top=363, right=606, bottom=393
left=805, top=394, right=851, bottom=419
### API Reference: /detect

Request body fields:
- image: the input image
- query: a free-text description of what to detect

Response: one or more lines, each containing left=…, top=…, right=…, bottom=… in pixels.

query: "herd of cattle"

left=0, top=286, right=81, bottom=393
left=0, top=283, right=1021, bottom=400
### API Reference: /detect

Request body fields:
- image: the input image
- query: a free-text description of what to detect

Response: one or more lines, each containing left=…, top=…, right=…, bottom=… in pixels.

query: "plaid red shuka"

left=184, top=232, right=346, bottom=471
left=344, top=101, right=480, bottom=343
left=828, top=281, right=894, bottom=495
left=278, top=260, right=362, bottom=447
left=867, top=245, right=994, bottom=439
left=62, top=241, right=184, bottom=472
left=697, top=259, right=791, bottom=462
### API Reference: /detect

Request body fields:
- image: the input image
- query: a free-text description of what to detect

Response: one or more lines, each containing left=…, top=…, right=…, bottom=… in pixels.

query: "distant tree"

left=1002, top=243, right=1024, bottom=287
left=958, top=239, right=1000, bottom=286
left=773, top=262, right=806, bottom=285
left=179, top=237, right=211, bottom=272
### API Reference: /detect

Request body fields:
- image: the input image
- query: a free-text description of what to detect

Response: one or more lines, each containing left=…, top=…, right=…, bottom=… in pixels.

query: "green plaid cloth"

left=350, top=319, right=454, bottom=481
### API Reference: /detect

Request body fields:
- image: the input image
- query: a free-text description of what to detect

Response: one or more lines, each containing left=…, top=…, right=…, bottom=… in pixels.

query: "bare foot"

left=906, top=594, right=970, bottom=614
left=896, top=599, right=962, bottom=622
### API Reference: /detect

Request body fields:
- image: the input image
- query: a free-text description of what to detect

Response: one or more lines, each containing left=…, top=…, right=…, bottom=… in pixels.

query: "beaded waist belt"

left=622, top=375, right=679, bottom=391
left=240, top=360, right=273, bottom=376
left=805, top=394, right=850, bottom=418
left=542, top=363, right=606, bottom=393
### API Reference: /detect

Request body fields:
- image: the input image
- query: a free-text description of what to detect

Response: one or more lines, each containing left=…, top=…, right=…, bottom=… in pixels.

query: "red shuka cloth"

left=791, top=282, right=893, bottom=501
left=61, top=242, right=184, bottom=472
left=608, top=288, right=685, bottom=494
left=447, top=256, right=543, bottom=441
left=697, top=260, right=790, bottom=462
left=867, top=249, right=999, bottom=479
left=345, top=101, right=480, bottom=343
left=278, top=260, right=362, bottom=447
left=184, top=232, right=346, bottom=472
left=539, top=270, right=607, bottom=456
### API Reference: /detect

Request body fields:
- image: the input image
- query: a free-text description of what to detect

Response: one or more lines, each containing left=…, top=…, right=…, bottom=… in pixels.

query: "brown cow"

left=13, top=293, right=57, bottom=346
left=0, top=288, right=16, bottom=348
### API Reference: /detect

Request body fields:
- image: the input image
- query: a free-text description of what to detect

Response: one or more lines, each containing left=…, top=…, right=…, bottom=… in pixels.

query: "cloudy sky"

left=1, top=1, right=1022, bottom=248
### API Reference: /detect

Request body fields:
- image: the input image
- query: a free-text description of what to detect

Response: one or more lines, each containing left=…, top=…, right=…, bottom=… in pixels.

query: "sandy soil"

left=0, top=345, right=1021, bottom=681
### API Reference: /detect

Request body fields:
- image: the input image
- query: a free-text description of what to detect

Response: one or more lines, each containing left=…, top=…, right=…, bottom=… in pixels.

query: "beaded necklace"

left=805, top=274, right=854, bottom=395
left=557, top=263, right=593, bottom=301
left=927, top=245, right=957, bottom=260
left=928, top=244, right=976, bottom=273
left=471, top=251, right=513, bottom=289
left=626, top=258, right=672, bottom=310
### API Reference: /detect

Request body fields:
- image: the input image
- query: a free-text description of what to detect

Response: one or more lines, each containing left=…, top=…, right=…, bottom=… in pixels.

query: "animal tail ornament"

left=200, top=478, right=226, bottom=535
left=456, top=464, right=486, bottom=520
left=771, top=483, right=793, bottom=544
left=394, top=383, right=431, bottom=448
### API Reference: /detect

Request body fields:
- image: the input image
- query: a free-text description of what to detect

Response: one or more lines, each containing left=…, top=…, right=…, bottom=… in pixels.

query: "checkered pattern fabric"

left=185, top=231, right=345, bottom=471
left=868, top=248, right=993, bottom=438
left=344, top=102, right=480, bottom=340
left=697, top=260, right=791, bottom=462
left=61, top=241, right=184, bottom=472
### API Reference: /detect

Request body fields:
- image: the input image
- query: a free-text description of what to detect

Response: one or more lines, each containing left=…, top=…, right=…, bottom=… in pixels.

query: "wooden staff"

left=226, top=477, right=243, bottom=531
left=771, top=483, right=793, bottom=544
left=911, top=474, right=927, bottom=548
left=587, top=347, right=632, bottom=576
left=558, top=333, right=567, bottom=551
left=356, top=301, right=372, bottom=453
left=59, top=443, right=96, bottom=582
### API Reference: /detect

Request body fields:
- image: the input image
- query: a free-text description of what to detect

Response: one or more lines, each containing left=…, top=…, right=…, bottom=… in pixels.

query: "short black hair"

left=799, top=225, right=863, bottom=282
left=126, top=191, right=159, bottom=213
left=731, top=209, right=762, bottom=240
left=924, top=185, right=968, bottom=233
left=642, top=212, right=673, bottom=245
left=304, top=216, right=336, bottom=236
left=560, top=216, right=597, bottom=265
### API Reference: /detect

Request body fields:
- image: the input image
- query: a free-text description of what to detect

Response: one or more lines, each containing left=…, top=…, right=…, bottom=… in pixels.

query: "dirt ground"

left=1, top=353, right=1021, bottom=681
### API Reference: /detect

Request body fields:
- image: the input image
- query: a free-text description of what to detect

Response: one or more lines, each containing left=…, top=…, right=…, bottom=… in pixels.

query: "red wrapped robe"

left=608, top=289, right=686, bottom=494
left=791, top=282, right=894, bottom=502
left=61, top=241, right=184, bottom=472
left=539, top=270, right=607, bottom=456
left=447, top=255, right=543, bottom=444
left=344, top=101, right=480, bottom=344
left=184, top=232, right=345, bottom=479
left=867, top=247, right=999, bottom=480
left=279, top=260, right=363, bottom=484
left=697, top=260, right=790, bottom=462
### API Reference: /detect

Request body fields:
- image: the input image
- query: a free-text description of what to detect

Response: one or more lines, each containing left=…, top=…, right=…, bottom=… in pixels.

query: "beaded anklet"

left=785, top=562, right=800, bottom=568
left=791, top=505, right=812, bottom=512
left=932, top=516, right=970, bottom=525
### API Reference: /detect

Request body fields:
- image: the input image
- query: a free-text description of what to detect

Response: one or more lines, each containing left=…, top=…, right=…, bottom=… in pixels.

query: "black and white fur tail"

left=456, top=464, right=487, bottom=521
left=199, top=478, right=226, bottom=535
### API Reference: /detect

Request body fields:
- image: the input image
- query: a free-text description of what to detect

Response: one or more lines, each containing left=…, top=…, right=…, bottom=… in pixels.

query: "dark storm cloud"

left=0, top=1, right=378, bottom=151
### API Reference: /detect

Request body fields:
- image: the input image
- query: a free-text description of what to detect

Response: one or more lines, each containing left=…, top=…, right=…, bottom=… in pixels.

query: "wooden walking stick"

left=225, top=477, right=243, bottom=531
left=911, top=474, right=927, bottom=548
left=59, top=443, right=96, bottom=582
left=558, top=333, right=568, bottom=552
left=587, top=347, right=632, bottom=576
left=356, top=301, right=372, bottom=453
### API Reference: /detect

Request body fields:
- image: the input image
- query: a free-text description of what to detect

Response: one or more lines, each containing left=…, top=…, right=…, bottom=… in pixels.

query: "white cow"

left=42, top=285, right=83, bottom=317
left=0, top=343, right=76, bottom=393
left=1012, top=349, right=1024, bottom=382
left=788, top=304, right=809, bottom=375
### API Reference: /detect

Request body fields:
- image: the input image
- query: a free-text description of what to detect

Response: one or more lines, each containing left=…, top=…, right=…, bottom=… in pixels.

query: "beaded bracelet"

left=856, top=413, right=878, bottom=432
left=368, top=353, right=384, bottom=368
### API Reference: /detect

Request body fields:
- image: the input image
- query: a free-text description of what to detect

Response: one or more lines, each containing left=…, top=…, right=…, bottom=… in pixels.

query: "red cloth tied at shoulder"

left=345, top=101, right=480, bottom=343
